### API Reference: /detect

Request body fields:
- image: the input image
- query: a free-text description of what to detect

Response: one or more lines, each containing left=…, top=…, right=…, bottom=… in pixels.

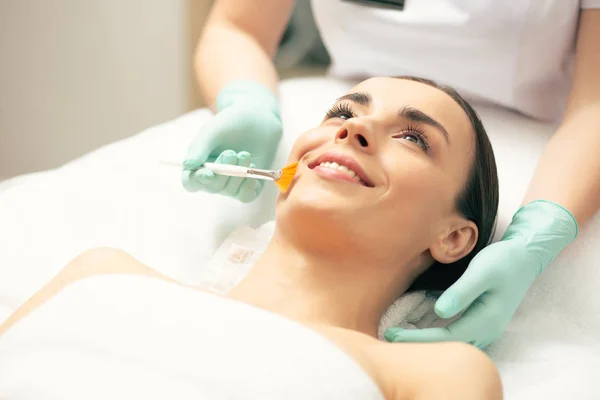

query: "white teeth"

left=338, top=165, right=356, bottom=177
left=318, top=161, right=361, bottom=182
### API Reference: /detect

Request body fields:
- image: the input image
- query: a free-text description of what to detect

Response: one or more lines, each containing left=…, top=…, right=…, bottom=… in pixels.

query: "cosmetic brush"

left=161, top=161, right=298, bottom=193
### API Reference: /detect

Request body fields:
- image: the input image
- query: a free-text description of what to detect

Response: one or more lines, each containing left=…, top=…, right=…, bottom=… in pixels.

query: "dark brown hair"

left=397, top=77, right=500, bottom=292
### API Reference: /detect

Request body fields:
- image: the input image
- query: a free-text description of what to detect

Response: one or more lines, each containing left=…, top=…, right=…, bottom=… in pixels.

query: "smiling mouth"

left=308, top=152, right=374, bottom=187
left=315, top=161, right=367, bottom=186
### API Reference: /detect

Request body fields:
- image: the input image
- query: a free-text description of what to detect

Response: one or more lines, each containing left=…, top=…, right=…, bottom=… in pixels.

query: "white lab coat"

left=312, top=0, right=600, bottom=121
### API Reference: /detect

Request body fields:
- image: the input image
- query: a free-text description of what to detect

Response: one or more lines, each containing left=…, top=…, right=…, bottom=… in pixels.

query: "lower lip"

left=313, top=165, right=364, bottom=186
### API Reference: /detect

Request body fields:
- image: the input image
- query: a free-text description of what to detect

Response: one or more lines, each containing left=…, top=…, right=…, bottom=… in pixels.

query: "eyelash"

left=325, top=103, right=355, bottom=120
left=395, top=124, right=431, bottom=152
left=324, top=103, right=431, bottom=152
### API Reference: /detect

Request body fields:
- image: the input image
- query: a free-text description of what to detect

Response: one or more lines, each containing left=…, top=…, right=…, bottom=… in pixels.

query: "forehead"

left=348, top=77, right=473, bottom=144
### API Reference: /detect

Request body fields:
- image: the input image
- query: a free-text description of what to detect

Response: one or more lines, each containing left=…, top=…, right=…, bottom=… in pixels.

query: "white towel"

left=0, top=275, right=385, bottom=400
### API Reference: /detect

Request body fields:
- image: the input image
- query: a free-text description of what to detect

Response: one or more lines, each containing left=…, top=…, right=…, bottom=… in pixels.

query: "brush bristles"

left=274, top=162, right=298, bottom=193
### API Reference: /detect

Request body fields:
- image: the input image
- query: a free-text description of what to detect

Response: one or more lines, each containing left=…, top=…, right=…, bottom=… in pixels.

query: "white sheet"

left=1, top=77, right=599, bottom=397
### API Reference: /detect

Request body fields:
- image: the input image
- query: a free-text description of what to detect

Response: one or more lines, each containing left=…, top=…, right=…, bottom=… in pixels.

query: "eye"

left=404, top=134, right=421, bottom=144
left=394, top=126, right=431, bottom=152
left=325, top=103, right=355, bottom=121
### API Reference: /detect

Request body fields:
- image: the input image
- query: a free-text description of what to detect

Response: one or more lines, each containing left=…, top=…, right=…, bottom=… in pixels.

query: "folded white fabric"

left=198, top=222, right=274, bottom=294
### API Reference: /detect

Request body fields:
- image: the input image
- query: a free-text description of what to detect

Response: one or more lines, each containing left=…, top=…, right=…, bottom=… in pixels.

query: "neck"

left=226, top=230, right=415, bottom=338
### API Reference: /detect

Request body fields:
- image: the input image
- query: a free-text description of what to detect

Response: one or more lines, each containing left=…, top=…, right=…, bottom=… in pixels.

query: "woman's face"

left=277, top=77, right=477, bottom=269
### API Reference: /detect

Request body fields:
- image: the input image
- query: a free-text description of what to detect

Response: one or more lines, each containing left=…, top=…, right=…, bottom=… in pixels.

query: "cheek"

left=286, top=127, right=331, bottom=164
left=277, top=127, right=334, bottom=203
left=380, top=160, right=453, bottom=233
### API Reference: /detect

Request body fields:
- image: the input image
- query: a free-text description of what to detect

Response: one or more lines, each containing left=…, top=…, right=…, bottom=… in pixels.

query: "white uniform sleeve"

left=581, top=0, right=600, bottom=8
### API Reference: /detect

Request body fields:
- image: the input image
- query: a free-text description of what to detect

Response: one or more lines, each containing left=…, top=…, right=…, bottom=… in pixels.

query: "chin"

left=275, top=189, right=364, bottom=256
left=279, top=176, right=360, bottom=217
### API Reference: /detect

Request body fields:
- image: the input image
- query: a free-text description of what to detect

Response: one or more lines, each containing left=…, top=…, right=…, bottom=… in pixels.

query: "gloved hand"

left=182, top=80, right=283, bottom=203
left=385, top=200, right=578, bottom=349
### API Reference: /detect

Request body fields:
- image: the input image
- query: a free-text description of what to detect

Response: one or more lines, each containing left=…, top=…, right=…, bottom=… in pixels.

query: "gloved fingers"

left=434, top=265, right=493, bottom=319
left=181, top=168, right=216, bottom=192
left=237, top=175, right=263, bottom=203
left=384, top=327, right=453, bottom=343
left=204, top=150, right=239, bottom=193
left=223, top=151, right=252, bottom=197
left=385, top=300, right=486, bottom=345
left=436, top=293, right=498, bottom=349
left=181, top=169, right=196, bottom=192
left=182, top=150, right=237, bottom=193
left=183, top=131, right=215, bottom=171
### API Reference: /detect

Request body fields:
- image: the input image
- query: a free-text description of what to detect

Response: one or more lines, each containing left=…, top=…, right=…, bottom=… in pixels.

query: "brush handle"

left=158, top=160, right=278, bottom=181
left=203, top=162, right=249, bottom=178
left=204, top=162, right=276, bottom=181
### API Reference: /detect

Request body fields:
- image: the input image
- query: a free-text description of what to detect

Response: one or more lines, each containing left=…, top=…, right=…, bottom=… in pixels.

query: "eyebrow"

left=398, top=106, right=450, bottom=143
left=336, top=92, right=372, bottom=106
left=335, top=92, right=451, bottom=143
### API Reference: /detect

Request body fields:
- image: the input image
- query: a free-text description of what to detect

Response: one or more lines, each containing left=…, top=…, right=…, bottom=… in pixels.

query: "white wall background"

left=0, top=0, right=192, bottom=179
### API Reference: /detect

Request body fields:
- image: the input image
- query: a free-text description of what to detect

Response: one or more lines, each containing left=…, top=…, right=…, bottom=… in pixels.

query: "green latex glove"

left=385, top=200, right=578, bottom=349
left=182, top=80, right=283, bottom=203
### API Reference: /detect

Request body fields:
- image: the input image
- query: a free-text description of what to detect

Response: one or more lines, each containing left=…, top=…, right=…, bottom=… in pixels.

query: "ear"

left=429, top=218, right=478, bottom=264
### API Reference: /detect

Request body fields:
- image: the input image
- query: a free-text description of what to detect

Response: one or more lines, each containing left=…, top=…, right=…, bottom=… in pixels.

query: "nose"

left=334, top=118, right=376, bottom=153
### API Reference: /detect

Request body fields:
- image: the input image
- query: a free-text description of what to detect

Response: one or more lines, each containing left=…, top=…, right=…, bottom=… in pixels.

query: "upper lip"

left=308, top=151, right=375, bottom=187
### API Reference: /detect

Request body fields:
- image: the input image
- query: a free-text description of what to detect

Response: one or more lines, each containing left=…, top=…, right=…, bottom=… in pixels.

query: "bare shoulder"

left=314, top=327, right=501, bottom=400
left=33, top=247, right=179, bottom=289
left=0, top=247, right=179, bottom=335
left=372, top=341, right=503, bottom=400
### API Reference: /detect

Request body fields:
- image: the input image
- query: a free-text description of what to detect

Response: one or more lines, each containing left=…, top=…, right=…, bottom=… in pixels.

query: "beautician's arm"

left=522, top=10, right=600, bottom=223
left=196, top=0, right=294, bottom=109
left=182, top=0, right=294, bottom=202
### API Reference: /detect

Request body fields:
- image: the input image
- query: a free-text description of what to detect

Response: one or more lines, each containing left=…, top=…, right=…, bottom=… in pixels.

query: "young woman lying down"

left=0, top=77, right=501, bottom=399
